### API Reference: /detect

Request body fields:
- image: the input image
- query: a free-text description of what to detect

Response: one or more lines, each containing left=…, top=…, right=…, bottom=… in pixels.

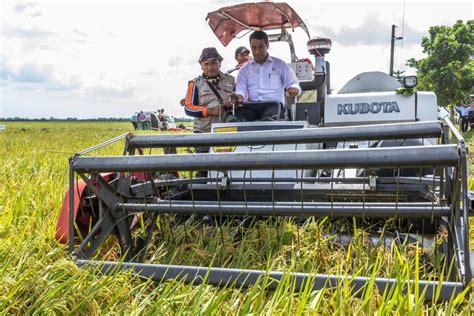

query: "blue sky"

left=1, top=0, right=472, bottom=118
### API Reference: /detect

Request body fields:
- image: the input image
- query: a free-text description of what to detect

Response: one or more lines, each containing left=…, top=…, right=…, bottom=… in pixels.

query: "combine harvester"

left=56, top=2, right=473, bottom=301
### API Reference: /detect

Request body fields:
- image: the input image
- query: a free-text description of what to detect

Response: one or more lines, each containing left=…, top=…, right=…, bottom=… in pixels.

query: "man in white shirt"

left=229, top=31, right=301, bottom=121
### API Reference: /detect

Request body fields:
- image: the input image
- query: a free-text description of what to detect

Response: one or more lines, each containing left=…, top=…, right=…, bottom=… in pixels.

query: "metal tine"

left=227, top=169, right=233, bottom=228
left=249, top=145, right=253, bottom=183
left=187, top=168, right=205, bottom=247
left=421, top=139, right=428, bottom=251
left=271, top=143, right=276, bottom=217
left=362, top=167, right=366, bottom=220
left=163, top=169, right=176, bottom=244
left=431, top=166, right=436, bottom=224
left=215, top=170, right=225, bottom=245
left=147, top=174, right=165, bottom=246
left=138, top=175, right=150, bottom=250
left=395, top=167, right=401, bottom=219
left=180, top=169, right=190, bottom=243
left=330, top=167, right=334, bottom=217
left=440, top=165, right=446, bottom=200
left=243, top=168, right=248, bottom=214
left=138, top=176, right=160, bottom=262
left=419, top=137, right=426, bottom=180
left=294, top=142, right=298, bottom=179
left=299, top=167, right=304, bottom=245
left=271, top=143, right=278, bottom=242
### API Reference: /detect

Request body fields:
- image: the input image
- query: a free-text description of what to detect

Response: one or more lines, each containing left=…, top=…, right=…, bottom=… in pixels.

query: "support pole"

left=390, top=25, right=403, bottom=76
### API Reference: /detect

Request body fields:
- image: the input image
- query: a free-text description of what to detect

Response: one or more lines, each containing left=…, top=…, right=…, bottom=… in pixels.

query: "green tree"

left=407, top=20, right=474, bottom=116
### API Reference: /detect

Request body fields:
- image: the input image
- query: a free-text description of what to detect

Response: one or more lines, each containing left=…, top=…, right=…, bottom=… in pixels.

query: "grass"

left=0, top=121, right=473, bottom=314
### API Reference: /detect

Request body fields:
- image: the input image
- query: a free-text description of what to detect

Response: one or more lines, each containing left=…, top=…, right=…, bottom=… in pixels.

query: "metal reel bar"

left=72, top=145, right=459, bottom=172
left=127, top=121, right=443, bottom=149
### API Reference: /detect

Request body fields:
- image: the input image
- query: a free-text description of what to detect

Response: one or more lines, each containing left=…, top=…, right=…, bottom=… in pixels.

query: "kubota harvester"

left=56, top=2, right=473, bottom=301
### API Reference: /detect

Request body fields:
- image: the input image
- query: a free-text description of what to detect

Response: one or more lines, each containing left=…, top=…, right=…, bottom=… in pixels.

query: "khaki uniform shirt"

left=190, top=72, right=235, bottom=133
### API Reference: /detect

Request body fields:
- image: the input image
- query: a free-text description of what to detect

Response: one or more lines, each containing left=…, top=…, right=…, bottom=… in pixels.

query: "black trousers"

left=235, top=102, right=283, bottom=121
left=460, top=116, right=469, bottom=132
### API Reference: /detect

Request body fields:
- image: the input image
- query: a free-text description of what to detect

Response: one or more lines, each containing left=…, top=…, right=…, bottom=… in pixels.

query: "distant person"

left=158, top=108, right=165, bottom=121
left=469, top=94, right=474, bottom=131
left=229, top=31, right=300, bottom=121
left=130, top=113, right=138, bottom=130
left=227, top=46, right=251, bottom=74
left=137, top=111, right=149, bottom=130
left=455, top=103, right=471, bottom=132
left=158, top=108, right=169, bottom=130
left=184, top=47, right=235, bottom=133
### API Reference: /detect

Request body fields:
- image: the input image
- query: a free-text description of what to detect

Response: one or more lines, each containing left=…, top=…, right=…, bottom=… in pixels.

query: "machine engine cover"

left=324, top=91, right=437, bottom=126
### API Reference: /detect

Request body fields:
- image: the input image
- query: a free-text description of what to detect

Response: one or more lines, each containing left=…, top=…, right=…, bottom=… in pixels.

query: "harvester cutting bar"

left=72, top=145, right=458, bottom=172
left=118, top=201, right=450, bottom=218
left=127, top=121, right=442, bottom=148
left=77, top=260, right=463, bottom=302
left=129, top=176, right=440, bottom=194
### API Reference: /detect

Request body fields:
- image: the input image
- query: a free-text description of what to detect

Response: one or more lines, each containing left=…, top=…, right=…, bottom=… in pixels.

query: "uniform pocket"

left=266, top=72, right=282, bottom=89
left=200, top=92, right=213, bottom=105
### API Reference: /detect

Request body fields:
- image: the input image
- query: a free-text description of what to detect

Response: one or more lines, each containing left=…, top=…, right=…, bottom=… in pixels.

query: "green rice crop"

left=0, top=121, right=473, bottom=314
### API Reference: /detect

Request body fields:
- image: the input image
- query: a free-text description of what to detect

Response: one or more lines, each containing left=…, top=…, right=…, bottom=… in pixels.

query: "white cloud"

left=72, top=28, right=88, bottom=37
left=2, top=25, right=53, bottom=39
left=85, top=83, right=136, bottom=99
left=168, top=56, right=185, bottom=68
left=14, top=1, right=41, bottom=17
left=316, top=13, right=424, bottom=46
left=1, top=60, right=82, bottom=90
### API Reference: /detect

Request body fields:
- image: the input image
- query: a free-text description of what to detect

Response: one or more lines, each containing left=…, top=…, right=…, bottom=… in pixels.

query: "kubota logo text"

left=337, top=102, right=400, bottom=115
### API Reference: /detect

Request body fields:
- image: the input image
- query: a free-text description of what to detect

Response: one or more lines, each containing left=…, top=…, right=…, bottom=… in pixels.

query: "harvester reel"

left=60, top=120, right=471, bottom=301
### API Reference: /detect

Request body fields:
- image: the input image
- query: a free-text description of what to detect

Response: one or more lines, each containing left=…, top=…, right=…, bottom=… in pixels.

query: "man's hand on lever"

left=287, top=87, right=299, bottom=97
left=227, top=93, right=244, bottom=107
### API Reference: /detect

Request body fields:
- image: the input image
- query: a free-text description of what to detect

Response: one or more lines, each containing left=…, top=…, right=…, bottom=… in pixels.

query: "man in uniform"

left=184, top=47, right=235, bottom=133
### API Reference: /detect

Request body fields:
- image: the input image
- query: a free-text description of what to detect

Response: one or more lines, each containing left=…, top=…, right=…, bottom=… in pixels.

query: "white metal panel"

left=324, top=92, right=416, bottom=126
left=338, top=71, right=400, bottom=94
left=288, top=61, right=313, bottom=81
left=417, top=92, right=438, bottom=122
left=209, top=121, right=315, bottom=181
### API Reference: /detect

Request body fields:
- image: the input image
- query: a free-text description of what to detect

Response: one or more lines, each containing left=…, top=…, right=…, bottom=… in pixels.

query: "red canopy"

left=206, top=2, right=310, bottom=47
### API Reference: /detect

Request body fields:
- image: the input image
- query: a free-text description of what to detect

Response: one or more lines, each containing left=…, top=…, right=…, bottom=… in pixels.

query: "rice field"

left=0, top=121, right=473, bottom=314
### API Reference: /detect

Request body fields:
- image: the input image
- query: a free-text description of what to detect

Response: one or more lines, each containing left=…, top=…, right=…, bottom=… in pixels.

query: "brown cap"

left=198, top=47, right=223, bottom=64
